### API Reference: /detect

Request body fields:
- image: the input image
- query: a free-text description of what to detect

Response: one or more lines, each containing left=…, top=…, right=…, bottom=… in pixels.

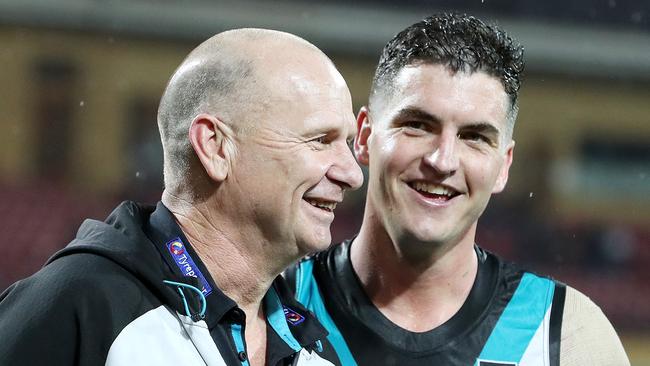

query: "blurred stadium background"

left=1, top=0, right=648, bottom=363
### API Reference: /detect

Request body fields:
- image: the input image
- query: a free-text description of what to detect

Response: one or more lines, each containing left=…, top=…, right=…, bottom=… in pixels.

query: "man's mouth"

left=303, top=198, right=338, bottom=212
left=408, top=181, right=460, bottom=200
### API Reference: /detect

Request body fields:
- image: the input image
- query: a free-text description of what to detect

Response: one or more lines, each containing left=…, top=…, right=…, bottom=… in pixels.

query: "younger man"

left=290, top=13, right=629, bottom=365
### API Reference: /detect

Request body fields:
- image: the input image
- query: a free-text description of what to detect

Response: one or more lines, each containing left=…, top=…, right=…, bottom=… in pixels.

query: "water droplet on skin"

left=529, top=192, right=534, bottom=198
left=79, top=101, right=84, bottom=107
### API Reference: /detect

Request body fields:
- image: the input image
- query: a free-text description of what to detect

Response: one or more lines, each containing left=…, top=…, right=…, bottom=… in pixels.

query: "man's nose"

left=423, top=132, right=459, bottom=176
left=328, top=142, right=364, bottom=190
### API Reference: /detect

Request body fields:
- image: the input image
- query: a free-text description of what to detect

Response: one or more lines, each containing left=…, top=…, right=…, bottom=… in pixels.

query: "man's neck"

left=351, top=221, right=478, bottom=332
left=241, top=302, right=268, bottom=366
left=163, top=192, right=276, bottom=366
left=162, top=191, right=279, bottom=312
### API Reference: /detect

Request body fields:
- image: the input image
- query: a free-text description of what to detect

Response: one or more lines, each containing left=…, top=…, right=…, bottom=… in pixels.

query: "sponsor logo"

left=166, top=237, right=213, bottom=296
left=283, top=306, right=305, bottom=326
left=169, top=241, right=185, bottom=255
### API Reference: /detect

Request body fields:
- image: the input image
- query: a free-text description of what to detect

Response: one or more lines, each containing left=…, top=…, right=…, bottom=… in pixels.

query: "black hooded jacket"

left=0, top=201, right=334, bottom=365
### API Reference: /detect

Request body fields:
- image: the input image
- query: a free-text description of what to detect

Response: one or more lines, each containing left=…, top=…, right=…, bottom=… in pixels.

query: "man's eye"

left=310, top=135, right=328, bottom=145
left=403, top=121, right=427, bottom=130
left=459, top=131, right=491, bottom=144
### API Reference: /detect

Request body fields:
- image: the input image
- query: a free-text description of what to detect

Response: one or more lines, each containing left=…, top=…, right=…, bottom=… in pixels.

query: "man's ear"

left=355, top=106, right=372, bottom=166
left=189, top=113, right=233, bottom=183
left=493, top=140, right=515, bottom=194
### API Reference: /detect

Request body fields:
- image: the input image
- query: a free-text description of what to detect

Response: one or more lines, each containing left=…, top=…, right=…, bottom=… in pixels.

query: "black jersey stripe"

left=549, top=282, right=566, bottom=366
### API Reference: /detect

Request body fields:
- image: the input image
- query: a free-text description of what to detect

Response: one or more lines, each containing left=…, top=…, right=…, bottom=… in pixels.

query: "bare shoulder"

left=560, top=286, right=630, bottom=366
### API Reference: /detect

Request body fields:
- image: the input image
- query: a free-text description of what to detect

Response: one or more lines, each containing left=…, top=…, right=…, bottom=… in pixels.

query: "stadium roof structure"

left=1, top=0, right=649, bottom=80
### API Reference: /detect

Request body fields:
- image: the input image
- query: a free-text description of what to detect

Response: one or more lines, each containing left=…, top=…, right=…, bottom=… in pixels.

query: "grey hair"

left=156, top=49, right=254, bottom=194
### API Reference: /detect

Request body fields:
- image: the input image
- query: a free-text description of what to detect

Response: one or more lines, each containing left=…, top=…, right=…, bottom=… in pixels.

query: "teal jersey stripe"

left=296, top=260, right=358, bottom=366
left=231, top=323, right=250, bottom=366
left=265, top=287, right=302, bottom=352
left=477, top=273, right=555, bottom=364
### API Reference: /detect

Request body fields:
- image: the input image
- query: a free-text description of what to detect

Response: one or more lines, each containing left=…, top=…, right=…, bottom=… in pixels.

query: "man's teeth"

left=305, top=199, right=337, bottom=211
left=412, top=182, right=456, bottom=197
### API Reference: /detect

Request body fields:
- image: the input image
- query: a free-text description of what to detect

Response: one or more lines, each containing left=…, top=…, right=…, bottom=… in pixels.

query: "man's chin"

left=297, top=233, right=332, bottom=256
left=397, top=224, right=454, bottom=247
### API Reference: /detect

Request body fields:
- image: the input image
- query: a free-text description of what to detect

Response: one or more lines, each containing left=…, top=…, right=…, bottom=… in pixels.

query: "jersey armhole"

left=549, top=282, right=566, bottom=366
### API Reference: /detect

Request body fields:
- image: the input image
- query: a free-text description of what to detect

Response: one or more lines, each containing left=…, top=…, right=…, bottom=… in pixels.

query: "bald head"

left=157, top=29, right=341, bottom=195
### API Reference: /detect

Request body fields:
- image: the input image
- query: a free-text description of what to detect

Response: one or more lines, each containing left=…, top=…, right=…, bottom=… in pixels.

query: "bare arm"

left=560, top=286, right=630, bottom=366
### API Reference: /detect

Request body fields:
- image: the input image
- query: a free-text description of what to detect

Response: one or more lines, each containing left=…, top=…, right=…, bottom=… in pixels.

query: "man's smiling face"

left=357, top=63, right=514, bottom=248
left=225, top=54, right=363, bottom=256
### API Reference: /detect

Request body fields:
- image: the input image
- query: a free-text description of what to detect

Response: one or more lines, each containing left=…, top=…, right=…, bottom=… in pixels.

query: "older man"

left=0, top=29, right=362, bottom=365
left=289, top=14, right=629, bottom=365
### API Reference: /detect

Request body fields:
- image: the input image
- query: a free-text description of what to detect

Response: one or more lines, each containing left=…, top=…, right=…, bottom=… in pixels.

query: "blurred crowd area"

left=0, top=0, right=649, bottom=361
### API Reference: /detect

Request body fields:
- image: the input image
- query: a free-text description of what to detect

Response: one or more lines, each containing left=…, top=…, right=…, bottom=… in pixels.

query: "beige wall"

left=0, top=27, right=191, bottom=190
left=516, top=78, right=650, bottom=225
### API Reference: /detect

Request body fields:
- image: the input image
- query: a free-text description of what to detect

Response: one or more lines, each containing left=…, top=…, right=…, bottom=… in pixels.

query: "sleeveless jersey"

left=288, top=241, right=566, bottom=366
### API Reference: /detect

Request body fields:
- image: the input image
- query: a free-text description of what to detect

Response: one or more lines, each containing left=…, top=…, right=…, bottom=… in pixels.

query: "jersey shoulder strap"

left=294, top=254, right=358, bottom=366
left=476, top=269, right=566, bottom=366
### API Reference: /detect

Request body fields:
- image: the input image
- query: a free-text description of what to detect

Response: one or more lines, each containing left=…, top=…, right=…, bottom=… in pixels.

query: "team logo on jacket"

left=283, top=306, right=305, bottom=326
left=166, top=237, right=213, bottom=296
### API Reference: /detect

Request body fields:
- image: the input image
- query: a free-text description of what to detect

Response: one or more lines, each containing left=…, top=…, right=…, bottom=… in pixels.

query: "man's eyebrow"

left=301, top=122, right=354, bottom=140
left=461, top=122, right=501, bottom=138
left=393, top=106, right=502, bottom=137
left=393, top=107, right=442, bottom=123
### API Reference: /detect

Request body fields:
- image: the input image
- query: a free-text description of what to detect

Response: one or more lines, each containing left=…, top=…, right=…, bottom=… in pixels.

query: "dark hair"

left=371, top=13, right=524, bottom=109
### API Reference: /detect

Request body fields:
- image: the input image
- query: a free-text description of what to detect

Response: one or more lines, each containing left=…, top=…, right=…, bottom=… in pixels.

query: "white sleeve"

left=560, top=286, right=630, bottom=366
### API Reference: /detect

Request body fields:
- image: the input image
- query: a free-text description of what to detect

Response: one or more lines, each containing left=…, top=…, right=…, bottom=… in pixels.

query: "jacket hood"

left=47, top=201, right=199, bottom=317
